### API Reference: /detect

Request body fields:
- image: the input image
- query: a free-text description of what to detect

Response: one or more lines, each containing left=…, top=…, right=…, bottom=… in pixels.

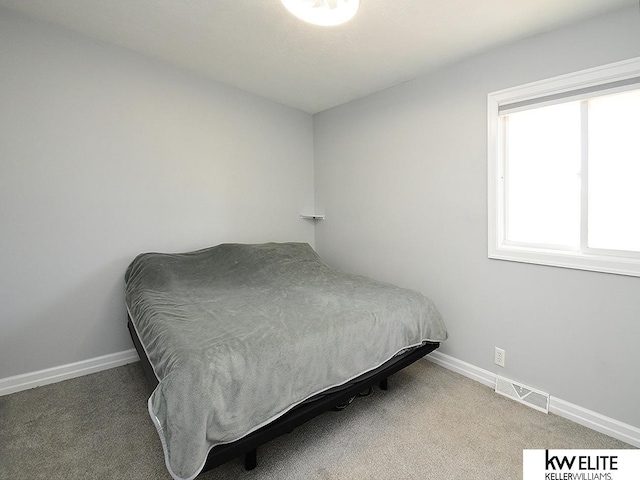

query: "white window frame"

left=488, top=57, right=640, bottom=278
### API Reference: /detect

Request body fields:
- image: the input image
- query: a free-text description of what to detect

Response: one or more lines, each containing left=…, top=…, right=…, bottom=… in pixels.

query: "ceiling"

left=0, top=0, right=634, bottom=113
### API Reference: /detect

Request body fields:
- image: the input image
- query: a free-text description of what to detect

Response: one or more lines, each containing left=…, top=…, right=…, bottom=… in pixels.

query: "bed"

left=125, top=242, right=447, bottom=480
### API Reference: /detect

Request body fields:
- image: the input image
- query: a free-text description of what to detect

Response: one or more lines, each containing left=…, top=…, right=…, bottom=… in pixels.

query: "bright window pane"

left=505, top=103, right=581, bottom=247
left=588, top=90, right=640, bottom=252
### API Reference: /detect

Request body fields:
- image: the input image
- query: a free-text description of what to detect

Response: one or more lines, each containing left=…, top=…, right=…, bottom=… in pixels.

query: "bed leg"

left=244, top=448, right=257, bottom=471
left=379, top=378, right=388, bottom=391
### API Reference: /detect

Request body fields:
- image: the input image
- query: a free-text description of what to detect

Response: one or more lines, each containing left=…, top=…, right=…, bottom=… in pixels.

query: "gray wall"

left=0, top=9, right=314, bottom=379
left=314, top=6, right=640, bottom=428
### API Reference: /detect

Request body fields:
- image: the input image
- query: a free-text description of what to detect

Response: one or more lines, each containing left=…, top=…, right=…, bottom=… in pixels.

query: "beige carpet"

left=0, top=359, right=631, bottom=479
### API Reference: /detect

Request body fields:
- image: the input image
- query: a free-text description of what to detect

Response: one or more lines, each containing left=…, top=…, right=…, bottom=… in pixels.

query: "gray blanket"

left=125, top=242, right=447, bottom=480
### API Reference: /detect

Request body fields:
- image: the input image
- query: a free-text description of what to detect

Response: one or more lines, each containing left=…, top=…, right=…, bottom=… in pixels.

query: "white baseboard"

left=2, top=348, right=638, bottom=448
left=427, top=350, right=496, bottom=388
left=426, top=350, right=640, bottom=448
left=550, top=396, right=640, bottom=448
left=0, top=349, right=139, bottom=397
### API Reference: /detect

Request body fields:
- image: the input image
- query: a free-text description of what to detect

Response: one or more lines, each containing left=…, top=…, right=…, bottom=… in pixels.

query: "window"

left=488, top=58, right=640, bottom=277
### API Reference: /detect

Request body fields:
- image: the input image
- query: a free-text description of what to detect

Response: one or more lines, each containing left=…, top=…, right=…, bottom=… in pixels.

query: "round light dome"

left=281, top=0, right=360, bottom=27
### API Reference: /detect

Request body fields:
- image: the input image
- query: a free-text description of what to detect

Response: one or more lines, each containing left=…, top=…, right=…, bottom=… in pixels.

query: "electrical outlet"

left=494, top=347, right=505, bottom=367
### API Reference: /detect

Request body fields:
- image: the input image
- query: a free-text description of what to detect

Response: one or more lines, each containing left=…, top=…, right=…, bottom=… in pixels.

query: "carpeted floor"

left=0, top=359, right=631, bottom=479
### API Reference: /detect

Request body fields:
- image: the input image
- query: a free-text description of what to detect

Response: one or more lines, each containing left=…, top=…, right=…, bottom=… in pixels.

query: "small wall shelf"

left=300, top=214, right=325, bottom=220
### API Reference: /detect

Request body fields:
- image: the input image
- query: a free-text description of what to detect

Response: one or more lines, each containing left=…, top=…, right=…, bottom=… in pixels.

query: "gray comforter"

left=125, top=242, right=447, bottom=480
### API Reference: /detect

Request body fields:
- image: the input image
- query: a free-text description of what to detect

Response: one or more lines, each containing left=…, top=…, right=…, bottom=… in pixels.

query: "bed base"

left=127, top=318, right=439, bottom=475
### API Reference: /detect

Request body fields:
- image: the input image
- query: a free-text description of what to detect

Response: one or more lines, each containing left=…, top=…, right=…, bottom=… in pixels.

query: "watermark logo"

left=523, top=449, right=640, bottom=480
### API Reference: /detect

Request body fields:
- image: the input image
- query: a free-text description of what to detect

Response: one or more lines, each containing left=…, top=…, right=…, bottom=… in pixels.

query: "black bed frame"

left=127, top=317, right=439, bottom=475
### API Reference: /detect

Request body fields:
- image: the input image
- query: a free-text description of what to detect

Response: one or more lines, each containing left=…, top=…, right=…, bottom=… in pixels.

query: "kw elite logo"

left=523, top=449, right=640, bottom=480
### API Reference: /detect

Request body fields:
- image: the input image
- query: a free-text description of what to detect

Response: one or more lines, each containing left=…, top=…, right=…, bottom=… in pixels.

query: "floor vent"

left=495, top=375, right=549, bottom=414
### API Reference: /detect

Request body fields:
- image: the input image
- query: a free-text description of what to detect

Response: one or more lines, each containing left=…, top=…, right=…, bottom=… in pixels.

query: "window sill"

left=489, top=244, right=640, bottom=278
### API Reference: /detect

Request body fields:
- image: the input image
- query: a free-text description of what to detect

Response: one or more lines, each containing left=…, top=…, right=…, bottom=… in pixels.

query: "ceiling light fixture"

left=281, top=0, right=359, bottom=27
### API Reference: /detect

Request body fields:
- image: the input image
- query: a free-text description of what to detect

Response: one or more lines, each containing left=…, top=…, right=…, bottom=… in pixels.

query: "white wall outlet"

left=494, top=347, right=506, bottom=367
